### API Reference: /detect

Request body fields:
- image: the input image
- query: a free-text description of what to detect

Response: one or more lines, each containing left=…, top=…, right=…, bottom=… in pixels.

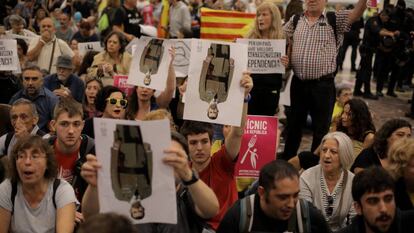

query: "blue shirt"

left=9, top=88, right=59, bottom=132
left=43, top=73, right=85, bottom=103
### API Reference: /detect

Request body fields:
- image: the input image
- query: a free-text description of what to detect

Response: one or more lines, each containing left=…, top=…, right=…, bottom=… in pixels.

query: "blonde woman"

left=387, top=137, right=414, bottom=210
left=245, top=1, right=288, bottom=115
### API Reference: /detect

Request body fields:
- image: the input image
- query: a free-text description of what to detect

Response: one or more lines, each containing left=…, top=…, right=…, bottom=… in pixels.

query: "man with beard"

left=9, top=65, right=58, bottom=132
left=338, top=166, right=414, bottom=233
left=43, top=55, right=85, bottom=103
left=217, top=160, right=329, bottom=233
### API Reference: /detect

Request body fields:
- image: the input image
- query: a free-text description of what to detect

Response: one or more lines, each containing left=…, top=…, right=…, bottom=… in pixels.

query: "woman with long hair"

left=83, top=76, right=104, bottom=119
left=245, top=1, right=288, bottom=116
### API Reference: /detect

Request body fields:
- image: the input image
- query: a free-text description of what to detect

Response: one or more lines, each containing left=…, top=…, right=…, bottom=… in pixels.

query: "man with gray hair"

left=0, top=98, right=45, bottom=157
left=44, top=55, right=85, bottom=103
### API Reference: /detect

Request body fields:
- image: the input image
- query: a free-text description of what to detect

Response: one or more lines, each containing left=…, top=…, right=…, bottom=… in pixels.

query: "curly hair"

left=8, top=135, right=57, bottom=183
left=387, top=138, right=414, bottom=180
left=246, top=1, right=284, bottom=39
left=95, top=86, right=126, bottom=113
left=336, top=99, right=375, bottom=142
left=373, top=119, right=412, bottom=159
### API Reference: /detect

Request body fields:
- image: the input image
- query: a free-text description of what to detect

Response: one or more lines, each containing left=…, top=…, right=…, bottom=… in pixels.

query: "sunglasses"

left=325, top=195, right=334, bottom=217
left=106, top=98, right=128, bottom=108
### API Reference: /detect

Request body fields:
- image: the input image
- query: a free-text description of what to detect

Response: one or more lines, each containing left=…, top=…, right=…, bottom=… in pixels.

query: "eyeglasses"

left=106, top=98, right=128, bottom=108
left=325, top=195, right=334, bottom=217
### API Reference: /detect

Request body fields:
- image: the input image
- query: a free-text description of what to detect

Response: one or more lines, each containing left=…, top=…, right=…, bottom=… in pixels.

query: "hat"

left=57, top=55, right=73, bottom=69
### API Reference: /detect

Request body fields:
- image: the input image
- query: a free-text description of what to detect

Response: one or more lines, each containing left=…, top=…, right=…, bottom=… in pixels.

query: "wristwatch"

left=182, top=169, right=199, bottom=186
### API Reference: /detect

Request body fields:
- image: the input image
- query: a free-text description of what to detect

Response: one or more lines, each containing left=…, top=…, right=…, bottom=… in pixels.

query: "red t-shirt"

left=199, top=145, right=238, bottom=230
left=54, top=141, right=79, bottom=185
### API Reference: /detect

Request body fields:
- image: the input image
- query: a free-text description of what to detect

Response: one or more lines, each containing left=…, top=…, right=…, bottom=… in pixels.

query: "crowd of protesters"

left=0, top=0, right=413, bottom=232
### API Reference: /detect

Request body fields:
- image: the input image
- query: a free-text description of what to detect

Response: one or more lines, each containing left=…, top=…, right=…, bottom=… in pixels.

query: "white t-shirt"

left=0, top=179, right=76, bottom=233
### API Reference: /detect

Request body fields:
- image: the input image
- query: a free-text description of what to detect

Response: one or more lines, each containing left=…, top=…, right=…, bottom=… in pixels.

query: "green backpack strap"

left=239, top=194, right=255, bottom=233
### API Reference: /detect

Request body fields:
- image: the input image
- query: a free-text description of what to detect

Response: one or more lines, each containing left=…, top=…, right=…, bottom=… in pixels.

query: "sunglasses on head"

left=106, top=98, right=128, bottom=108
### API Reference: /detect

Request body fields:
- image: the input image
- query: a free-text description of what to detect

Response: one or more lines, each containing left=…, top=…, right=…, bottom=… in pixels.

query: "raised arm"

left=348, top=0, right=367, bottom=24
left=163, top=144, right=219, bottom=219
left=80, top=154, right=101, bottom=220
left=224, top=72, right=253, bottom=161
left=156, top=46, right=177, bottom=108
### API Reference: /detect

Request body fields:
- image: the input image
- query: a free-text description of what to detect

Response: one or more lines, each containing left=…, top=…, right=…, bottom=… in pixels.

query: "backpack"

left=11, top=179, right=61, bottom=214
left=239, top=194, right=311, bottom=233
left=48, top=134, right=94, bottom=200
left=292, top=12, right=338, bottom=46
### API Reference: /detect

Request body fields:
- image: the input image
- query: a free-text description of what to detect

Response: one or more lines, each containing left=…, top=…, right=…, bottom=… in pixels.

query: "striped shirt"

left=284, top=10, right=351, bottom=80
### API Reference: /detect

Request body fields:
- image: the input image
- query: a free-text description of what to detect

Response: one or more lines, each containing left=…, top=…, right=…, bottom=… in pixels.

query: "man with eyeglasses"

left=338, top=166, right=414, bottom=233
left=48, top=97, right=95, bottom=225
left=9, top=65, right=58, bottom=132
left=0, top=98, right=45, bottom=157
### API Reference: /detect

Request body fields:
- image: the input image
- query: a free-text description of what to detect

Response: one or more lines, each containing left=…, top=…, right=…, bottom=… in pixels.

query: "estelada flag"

left=200, top=8, right=256, bottom=41
left=157, top=0, right=170, bottom=38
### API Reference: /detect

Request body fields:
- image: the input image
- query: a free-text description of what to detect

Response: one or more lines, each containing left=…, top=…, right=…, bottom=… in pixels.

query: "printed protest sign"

left=0, top=39, right=19, bottom=71
left=113, top=75, right=135, bottom=97
left=78, top=41, right=103, bottom=56
left=94, top=118, right=176, bottom=224
left=235, top=115, right=278, bottom=191
left=237, top=39, right=286, bottom=74
left=128, top=37, right=173, bottom=91
left=184, top=39, right=248, bottom=126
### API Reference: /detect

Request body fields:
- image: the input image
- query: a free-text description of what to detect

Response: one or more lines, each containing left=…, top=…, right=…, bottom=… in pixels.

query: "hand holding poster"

left=0, top=39, right=19, bottom=71
left=235, top=115, right=278, bottom=191
left=237, top=39, right=286, bottom=74
left=128, top=37, right=173, bottom=91
left=184, top=39, right=248, bottom=126
left=94, top=118, right=176, bottom=224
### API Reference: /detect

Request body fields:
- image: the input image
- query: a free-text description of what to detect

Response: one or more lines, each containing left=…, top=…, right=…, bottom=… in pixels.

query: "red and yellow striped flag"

left=200, top=8, right=256, bottom=41
left=157, top=0, right=170, bottom=38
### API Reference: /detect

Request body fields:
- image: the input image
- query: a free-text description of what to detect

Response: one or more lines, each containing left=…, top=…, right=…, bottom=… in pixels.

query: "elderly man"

left=282, top=0, right=368, bottom=160
left=9, top=64, right=58, bottom=132
left=0, top=98, right=45, bottom=157
left=26, top=17, right=74, bottom=74
left=43, top=55, right=85, bottom=103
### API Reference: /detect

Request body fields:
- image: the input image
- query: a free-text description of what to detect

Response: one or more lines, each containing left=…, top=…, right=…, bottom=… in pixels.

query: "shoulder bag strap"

left=48, top=39, right=57, bottom=74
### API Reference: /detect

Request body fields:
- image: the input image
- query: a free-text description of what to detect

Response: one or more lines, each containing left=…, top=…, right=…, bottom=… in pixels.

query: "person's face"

left=341, top=104, right=352, bottom=128
left=130, top=204, right=145, bottom=219
left=136, top=86, right=155, bottom=102
left=17, top=44, right=24, bottom=58
left=40, top=18, right=55, bottom=35
left=59, top=14, right=70, bottom=27
left=106, top=34, right=121, bottom=54
left=36, top=9, right=46, bottom=19
left=85, top=80, right=101, bottom=105
left=258, top=177, right=300, bottom=220
left=22, top=70, right=43, bottom=97
left=257, top=9, right=272, bottom=32
left=187, top=133, right=212, bottom=166
left=11, top=22, right=24, bottom=33
left=207, top=105, right=218, bottom=119
left=53, top=112, right=84, bottom=148
left=320, top=138, right=341, bottom=173
left=80, top=27, right=89, bottom=37
left=103, top=92, right=127, bottom=119
left=305, top=0, right=326, bottom=13
left=387, top=127, right=412, bottom=149
left=16, top=147, right=47, bottom=186
left=10, top=104, right=38, bottom=132
left=337, top=89, right=352, bottom=107
left=70, top=39, right=78, bottom=50
left=57, top=67, right=72, bottom=81
left=355, top=190, right=396, bottom=233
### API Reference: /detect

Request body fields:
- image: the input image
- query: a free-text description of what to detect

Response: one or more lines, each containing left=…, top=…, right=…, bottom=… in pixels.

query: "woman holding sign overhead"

left=245, top=1, right=288, bottom=116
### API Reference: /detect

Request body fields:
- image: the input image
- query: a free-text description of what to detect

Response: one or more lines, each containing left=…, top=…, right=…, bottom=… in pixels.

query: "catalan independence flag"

left=200, top=8, right=256, bottom=41
left=157, top=0, right=170, bottom=38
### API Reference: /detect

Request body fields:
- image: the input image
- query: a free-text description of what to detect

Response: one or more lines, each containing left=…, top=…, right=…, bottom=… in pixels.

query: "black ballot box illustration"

left=199, top=43, right=234, bottom=120
left=139, top=38, right=164, bottom=85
